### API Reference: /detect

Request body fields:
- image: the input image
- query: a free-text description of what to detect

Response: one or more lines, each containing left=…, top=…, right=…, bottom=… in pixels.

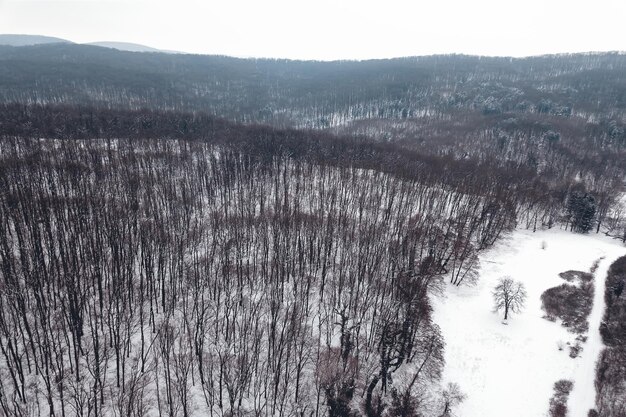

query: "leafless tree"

left=440, top=382, right=466, bottom=417
left=493, top=277, right=527, bottom=321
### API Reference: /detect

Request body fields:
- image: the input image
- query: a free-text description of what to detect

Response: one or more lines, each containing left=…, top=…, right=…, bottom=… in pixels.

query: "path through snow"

left=567, top=255, right=610, bottom=417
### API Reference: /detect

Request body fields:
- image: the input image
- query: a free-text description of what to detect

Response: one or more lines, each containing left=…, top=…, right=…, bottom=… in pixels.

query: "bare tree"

left=440, top=382, right=466, bottom=417
left=493, top=277, right=527, bottom=321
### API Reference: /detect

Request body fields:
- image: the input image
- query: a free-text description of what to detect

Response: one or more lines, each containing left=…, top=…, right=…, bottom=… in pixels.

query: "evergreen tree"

left=567, top=191, right=597, bottom=233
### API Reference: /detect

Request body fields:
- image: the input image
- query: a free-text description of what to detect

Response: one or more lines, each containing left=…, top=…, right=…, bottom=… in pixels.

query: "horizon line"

left=2, top=33, right=625, bottom=62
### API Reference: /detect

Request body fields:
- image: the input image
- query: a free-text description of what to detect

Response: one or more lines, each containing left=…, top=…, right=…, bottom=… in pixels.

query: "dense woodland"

left=0, top=44, right=625, bottom=416
left=597, top=256, right=626, bottom=417
left=0, top=137, right=499, bottom=416
left=1, top=45, right=624, bottom=227
left=0, top=45, right=625, bottom=126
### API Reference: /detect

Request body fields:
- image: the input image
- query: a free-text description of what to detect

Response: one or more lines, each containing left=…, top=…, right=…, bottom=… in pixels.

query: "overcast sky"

left=1, top=0, right=625, bottom=60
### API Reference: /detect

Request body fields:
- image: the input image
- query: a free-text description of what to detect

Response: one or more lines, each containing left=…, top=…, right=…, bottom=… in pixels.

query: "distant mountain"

left=85, top=41, right=163, bottom=53
left=0, top=34, right=182, bottom=54
left=0, top=34, right=71, bottom=46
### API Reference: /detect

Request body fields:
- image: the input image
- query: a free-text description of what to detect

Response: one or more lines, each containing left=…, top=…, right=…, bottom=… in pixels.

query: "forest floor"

left=432, top=228, right=626, bottom=417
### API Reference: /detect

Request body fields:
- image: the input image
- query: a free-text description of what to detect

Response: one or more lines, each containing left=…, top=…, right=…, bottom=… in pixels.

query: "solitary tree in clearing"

left=493, top=277, right=527, bottom=321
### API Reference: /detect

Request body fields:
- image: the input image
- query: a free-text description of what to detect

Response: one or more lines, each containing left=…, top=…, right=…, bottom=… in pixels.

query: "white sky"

left=0, top=0, right=625, bottom=60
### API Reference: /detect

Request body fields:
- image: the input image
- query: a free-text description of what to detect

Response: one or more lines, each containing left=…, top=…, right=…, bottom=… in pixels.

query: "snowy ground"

left=432, top=228, right=626, bottom=417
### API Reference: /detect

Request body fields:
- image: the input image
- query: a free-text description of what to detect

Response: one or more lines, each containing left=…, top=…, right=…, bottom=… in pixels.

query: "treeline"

left=336, top=111, right=625, bottom=182
left=1, top=104, right=623, bottom=236
left=1, top=46, right=624, bottom=206
left=337, top=111, right=626, bottom=237
left=0, top=45, right=625, bottom=127
left=595, top=256, right=626, bottom=417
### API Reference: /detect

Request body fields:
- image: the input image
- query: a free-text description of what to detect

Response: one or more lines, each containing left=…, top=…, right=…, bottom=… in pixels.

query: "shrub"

left=541, top=281, right=593, bottom=334
left=548, top=380, right=573, bottom=417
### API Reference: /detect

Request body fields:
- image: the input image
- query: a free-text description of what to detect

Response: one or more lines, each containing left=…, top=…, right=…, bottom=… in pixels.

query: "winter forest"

left=0, top=42, right=625, bottom=417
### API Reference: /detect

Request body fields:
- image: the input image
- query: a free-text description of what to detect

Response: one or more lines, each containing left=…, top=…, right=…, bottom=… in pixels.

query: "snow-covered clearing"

left=432, top=228, right=626, bottom=417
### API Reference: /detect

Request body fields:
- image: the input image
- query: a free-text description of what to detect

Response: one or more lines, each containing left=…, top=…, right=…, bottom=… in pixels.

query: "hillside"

left=85, top=41, right=167, bottom=53
left=0, top=44, right=625, bottom=127
left=0, top=45, right=623, bottom=180
left=0, top=42, right=625, bottom=416
left=0, top=34, right=71, bottom=46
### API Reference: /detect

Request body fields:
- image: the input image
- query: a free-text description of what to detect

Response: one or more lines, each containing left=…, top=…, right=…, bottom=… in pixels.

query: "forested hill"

left=1, top=43, right=625, bottom=127
left=0, top=103, right=624, bottom=239
left=0, top=34, right=71, bottom=47
left=0, top=103, right=623, bottom=416
left=1, top=44, right=626, bottom=416
left=0, top=45, right=624, bottom=233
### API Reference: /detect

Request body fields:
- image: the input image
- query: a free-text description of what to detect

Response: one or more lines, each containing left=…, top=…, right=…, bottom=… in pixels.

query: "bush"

left=559, top=270, right=593, bottom=283
left=541, top=279, right=593, bottom=334
left=548, top=380, right=573, bottom=417
left=569, top=342, right=583, bottom=358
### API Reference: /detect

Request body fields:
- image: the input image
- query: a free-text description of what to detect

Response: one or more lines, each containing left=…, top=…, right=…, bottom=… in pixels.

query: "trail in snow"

left=567, top=256, right=609, bottom=417
left=432, top=228, right=625, bottom=417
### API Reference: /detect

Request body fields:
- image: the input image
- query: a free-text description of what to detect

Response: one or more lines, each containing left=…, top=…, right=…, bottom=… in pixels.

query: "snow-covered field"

left=433, top=228, right=626, bottom=417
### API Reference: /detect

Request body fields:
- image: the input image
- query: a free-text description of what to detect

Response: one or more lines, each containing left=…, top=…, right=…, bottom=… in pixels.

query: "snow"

left=567, top=250, right=611, bottom=417
left=432, top=228, right=626, bottom=417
